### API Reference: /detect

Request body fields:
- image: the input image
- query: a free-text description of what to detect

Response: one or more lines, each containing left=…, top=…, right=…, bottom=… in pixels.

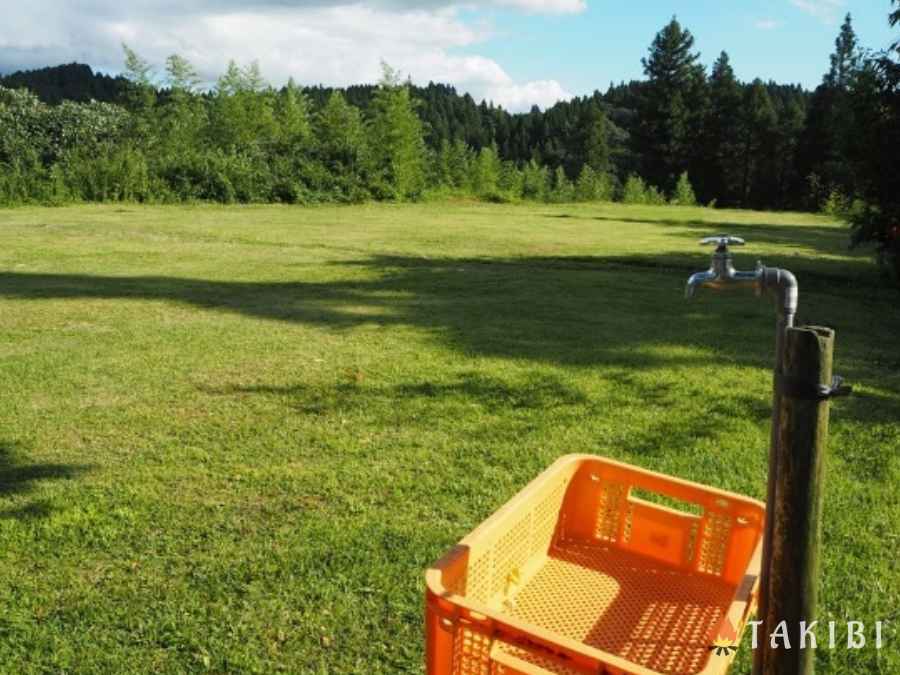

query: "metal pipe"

left=754, top=267, right=797, bottom=675
left=684, top=237, right=797, bottom=675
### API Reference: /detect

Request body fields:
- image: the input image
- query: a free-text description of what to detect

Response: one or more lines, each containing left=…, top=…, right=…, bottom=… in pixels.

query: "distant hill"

left=0, top=63, right=128, bottom=104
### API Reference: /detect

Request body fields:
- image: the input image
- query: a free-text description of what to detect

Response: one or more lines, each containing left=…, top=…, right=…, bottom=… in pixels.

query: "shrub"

left=549, top=166, right=574, bottom=203
left=470, top=145, right=501, bottom=197
left=645, top=185, right=667, bottom=205
left=498, top=161, right=524, bottom=198
left=821, top=189, right=849, bottom=218
left=60, top=146, right=150, bottom=202
left=522, top=160, right=549, bottom=201
left=621, top=174, right=647, bottom=204
left=672, top=171, right=697, bottom=206
left=574, top=166, right=597, bottom=201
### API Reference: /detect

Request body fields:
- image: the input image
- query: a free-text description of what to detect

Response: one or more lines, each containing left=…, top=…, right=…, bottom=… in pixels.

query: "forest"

left=1, top=11, right=898, bottom=277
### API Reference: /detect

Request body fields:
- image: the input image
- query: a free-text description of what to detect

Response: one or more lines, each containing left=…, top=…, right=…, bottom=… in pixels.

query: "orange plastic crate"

left=425, top=455, right=765, bottom=675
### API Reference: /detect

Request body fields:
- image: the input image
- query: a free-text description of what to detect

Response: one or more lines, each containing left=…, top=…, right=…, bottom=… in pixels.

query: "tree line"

left=1, top=8, right=898, bottom=276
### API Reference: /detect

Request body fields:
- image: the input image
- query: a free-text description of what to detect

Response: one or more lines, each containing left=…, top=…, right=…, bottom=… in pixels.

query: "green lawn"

left=0, top=202, right=897, bottom=674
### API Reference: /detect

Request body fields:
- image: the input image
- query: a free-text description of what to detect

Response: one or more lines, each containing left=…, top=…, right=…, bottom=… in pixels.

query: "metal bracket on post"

left=776, top=374, right=852, bottom=401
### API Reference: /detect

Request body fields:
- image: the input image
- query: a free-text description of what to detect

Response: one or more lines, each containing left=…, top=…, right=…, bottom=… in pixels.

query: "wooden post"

left=761, top=326, right=835, bottom=675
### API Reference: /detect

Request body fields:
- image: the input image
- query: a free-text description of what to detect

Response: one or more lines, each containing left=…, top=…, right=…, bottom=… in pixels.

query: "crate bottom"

left=502, top=542, right=736, bottom=675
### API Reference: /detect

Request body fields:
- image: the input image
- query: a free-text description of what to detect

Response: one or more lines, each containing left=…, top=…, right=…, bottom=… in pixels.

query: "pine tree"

left=210, top=60, right=277, bottom=151
left=276, top=79, right=312, bottom=148
left=522, top=159, right=548, bottom=200
left=621, top=174, right=648, bottom=204
left=825, top=14, right=860, bottom=89
left=550, top=166, right=574, bottom=202
left=165, top=54, right=201, bottom=94
left=369, top=63, right=427, bottom=200
left=497, top=160, right=524, bottom=197
left=700, top=52, right=744, bottom=206
left=160, top=54, right=203, bottom=152
left=846, top=1, right=900, bottom=280
left=672, top=171, right=697, bottom=205
left=741, top=80, right=778, bottom=208
left=315, top=90, right=368, bottom=199
left=447, top=139, right=472, bottom=190
left=575, top=165, right=598, bottom=201
left=121, top=44, right=156, bottom=111
left=470, top=143, right=501, bottom=196
left=635, top=17, right=708, bottom=192
left=796, top=13, right=861, bottom=203
left=432, top=138, right=453, bottom=188
left=571, top=102, right=609, bottom=175
left=772, top=97, right=806, bottom=209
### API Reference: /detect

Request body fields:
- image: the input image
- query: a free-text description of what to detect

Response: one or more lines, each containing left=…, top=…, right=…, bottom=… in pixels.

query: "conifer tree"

left=672, top=171, right=697, bottom=205
left=276, top=79, right=312, bottom=148
left=569, top=102, right=609, bottom=176
left=315, top=90, right=367, bottom=198
left=796, top=14, right=861, bottom=203
left=575, top=165, right=598, bottom=201
left=369, top=64, right=427, bottom=200
left=741, top=80, right=778, bottom=207
left=634, top=17, right=707, bottom=192
left=826, top=13, right=860, bottom=89
left=700, top=52, right=743, bottom=205
left=470, top=144, right=501, bottom=196
left=165, top=54, right=201, bottom=94
left=121, top=44, right=156, bottom=111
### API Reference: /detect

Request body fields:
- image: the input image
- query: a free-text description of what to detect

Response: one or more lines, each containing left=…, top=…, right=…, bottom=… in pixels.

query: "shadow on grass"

left=1, top=254, right=896, bottom=488
left=0, top=257, right=779, bottom=370
left=0, top=441, right=90, bottom=520
left=0, top=254, right=896, bottom=425
left=0, top=253, right=894, bottom=365
left=202, top=372, right=588, bottom=416
left=545, top=212, right=876, bottom=273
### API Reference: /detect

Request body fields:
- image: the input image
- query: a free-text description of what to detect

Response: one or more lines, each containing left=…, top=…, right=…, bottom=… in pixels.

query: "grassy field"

left=1, top=201, right=897, bottom=674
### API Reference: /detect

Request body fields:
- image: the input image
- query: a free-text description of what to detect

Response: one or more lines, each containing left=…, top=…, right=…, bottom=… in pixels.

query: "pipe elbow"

left=762, top=267, right=798, bottom=317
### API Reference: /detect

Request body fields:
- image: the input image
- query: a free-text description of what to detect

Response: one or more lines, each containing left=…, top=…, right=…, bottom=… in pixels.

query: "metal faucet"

left=685, top=235, right=761, bottom=297
left=685, top=234, right=798, bottom=357
left=685, top=234, right=798, bottom=675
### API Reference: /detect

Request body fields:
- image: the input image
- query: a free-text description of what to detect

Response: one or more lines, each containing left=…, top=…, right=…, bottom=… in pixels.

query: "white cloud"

left=495, top=0, right=586, bottom=13
left=789, top=0, right=844, bottom=25
left=0, top=1, right=575, bottom=112
left=754, top=18, right=782, bottom=30
left=484, top=79, right=572, bottom=110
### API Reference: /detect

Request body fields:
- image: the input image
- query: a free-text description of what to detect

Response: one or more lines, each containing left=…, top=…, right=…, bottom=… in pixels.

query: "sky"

left=0, top=1, right=896, bottom=112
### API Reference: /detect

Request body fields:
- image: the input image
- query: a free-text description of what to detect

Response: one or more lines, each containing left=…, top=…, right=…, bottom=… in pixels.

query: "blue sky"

left=1, top=1, right=896, bottom=111
left=468, top=1, right=896, bottom=93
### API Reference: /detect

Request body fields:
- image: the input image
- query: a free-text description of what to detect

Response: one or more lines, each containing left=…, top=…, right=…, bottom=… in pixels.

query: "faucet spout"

left=685, top=270, right=717, bottom=298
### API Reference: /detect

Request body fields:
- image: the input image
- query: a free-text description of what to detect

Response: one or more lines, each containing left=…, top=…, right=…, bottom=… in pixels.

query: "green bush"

left=672, top=171, right=697, bottom=206
left=548, top=166, right=574, bottom=203
left=575, top=167, right=616, bottom=202
left=621, top=174, right=648, bottom=204
left=821, top=189, right=849, bottom=218
left=60, top=147, right=150, bottom=202
left=522, top=160, right=549, bottom=201
left=646, top=185, right=667, bottom=205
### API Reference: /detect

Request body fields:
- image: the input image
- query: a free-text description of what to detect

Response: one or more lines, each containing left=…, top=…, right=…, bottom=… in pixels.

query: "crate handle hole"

left=629, top=487, right=703, bottom=516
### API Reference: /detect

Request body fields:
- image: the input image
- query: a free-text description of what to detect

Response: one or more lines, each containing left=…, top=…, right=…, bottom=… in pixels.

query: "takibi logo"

left=708, top=617, right=888, bottom=654
left=707, top=617, right=739, bottom=656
